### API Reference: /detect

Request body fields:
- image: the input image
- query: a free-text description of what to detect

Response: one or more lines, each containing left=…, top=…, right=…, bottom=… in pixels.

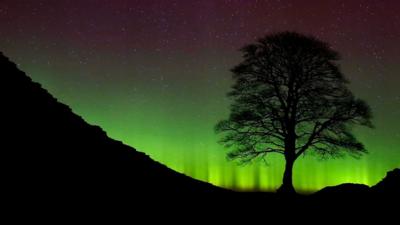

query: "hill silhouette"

left=371, top=168, right=400, bottom=195
left=314, top=183, right=370, bottom=196
left=1, top=52, right=226, bottom=206
left=311, top=168, right=400, bottom=208
left=2, top=51, right=398, bottom=217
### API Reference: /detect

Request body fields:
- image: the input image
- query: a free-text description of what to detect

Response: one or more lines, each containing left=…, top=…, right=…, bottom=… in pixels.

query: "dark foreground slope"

left=371, top=168, right=400, bottom=194
left=1, top=52, right=291, bottom=217
left=2, top=52, right=398, bottom=217
left=1, top=52, right=226, bottom=205
left=311, top=168, right=400, bottom=210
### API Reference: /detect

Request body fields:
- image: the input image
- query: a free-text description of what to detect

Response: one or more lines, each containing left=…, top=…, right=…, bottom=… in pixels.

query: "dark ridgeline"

left=0, top=51, right=281, bottom=216
left=1, top=50, right=398, bottom=217
left=0, top=52, right=225, bottom=205
left=215, top=32, right=373, bottom=194
left=311, top=168, right=400, bottom=206
left=314, top=168, right=400, bottom=197
left=371, top=168, right=400, bottom=194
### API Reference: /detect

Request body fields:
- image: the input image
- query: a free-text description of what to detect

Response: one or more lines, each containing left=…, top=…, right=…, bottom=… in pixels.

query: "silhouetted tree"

left=215, top=32, right=373, bottom=194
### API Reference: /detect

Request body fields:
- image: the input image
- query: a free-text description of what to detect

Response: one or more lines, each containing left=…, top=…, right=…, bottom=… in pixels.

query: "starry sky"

left=1, top=0, right=399, bottom=192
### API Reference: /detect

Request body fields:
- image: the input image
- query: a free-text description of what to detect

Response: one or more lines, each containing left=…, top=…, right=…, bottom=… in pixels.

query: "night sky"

left=1, top=0, right=399, bottom=192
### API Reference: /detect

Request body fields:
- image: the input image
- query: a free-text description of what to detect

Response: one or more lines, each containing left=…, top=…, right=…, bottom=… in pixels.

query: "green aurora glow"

left=1, top=0, right=399, bottom=192
left=13, top=55, right=399, bottom=192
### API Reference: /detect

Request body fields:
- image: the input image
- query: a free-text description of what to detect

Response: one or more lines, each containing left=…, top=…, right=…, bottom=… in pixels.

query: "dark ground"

left=1, top=51, right=398, bottom=219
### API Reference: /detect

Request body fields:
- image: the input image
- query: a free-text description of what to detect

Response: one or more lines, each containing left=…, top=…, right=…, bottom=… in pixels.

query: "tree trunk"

left=279, top=120, right=297, bottom=195
left=277, top=155, right=296, bottom=195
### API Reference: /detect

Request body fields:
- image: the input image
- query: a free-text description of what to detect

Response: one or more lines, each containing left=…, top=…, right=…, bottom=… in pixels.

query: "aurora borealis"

left=0, top=0, right=399, bottom=192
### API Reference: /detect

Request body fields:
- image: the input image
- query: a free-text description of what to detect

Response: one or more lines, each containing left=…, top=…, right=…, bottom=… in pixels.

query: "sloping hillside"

left=1, top=52, right=223, bottom=204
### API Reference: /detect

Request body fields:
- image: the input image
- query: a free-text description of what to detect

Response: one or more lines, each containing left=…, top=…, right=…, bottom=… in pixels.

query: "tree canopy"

left=215, top=32, right=373, bottom=193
